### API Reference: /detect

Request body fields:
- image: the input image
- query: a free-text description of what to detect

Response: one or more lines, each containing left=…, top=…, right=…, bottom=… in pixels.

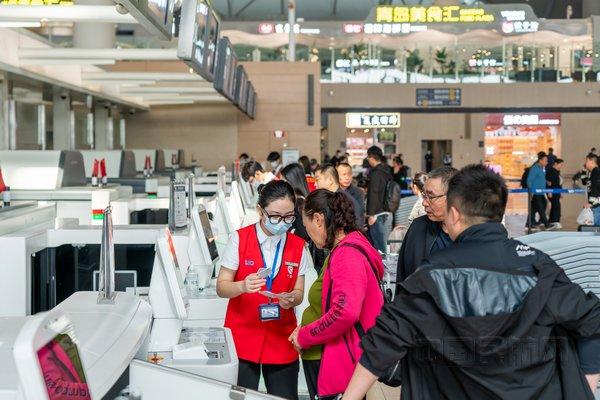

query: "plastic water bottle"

left=185, top=266, right=199, bottom=296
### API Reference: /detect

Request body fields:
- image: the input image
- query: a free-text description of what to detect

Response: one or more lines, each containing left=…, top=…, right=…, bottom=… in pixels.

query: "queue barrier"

left=508, top=188, right=587, bottom=234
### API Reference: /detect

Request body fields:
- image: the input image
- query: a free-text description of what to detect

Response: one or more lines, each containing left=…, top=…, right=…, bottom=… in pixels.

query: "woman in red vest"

left=217, top=180, right=311, bottom=400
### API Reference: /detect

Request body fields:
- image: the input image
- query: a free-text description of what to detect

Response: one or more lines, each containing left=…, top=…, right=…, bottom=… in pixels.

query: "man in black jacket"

left=584, top=153, right=600, bottom=225
left=546, top=158, right=564, bottom=229
left=337, top=162, right=366, bottom=230
left=343, top=165, right=600, bottom=400
left=395, top=166, right=457, bottom=286
left=366, top=146, right=393, bottom=253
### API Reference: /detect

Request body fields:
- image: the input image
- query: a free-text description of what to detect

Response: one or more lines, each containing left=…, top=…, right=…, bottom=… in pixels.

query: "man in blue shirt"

left=526, top=151, right=551, bottom=230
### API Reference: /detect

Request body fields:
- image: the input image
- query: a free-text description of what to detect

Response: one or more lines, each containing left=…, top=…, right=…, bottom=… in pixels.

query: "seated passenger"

left=288, top=190, right=384, bottom=400
left=343, top=164, right=600, bottom=400
left=217, top=181, right=310, bottom=400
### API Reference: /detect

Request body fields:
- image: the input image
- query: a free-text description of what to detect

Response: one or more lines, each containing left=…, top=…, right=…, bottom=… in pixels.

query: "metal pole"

left=330, top=47, right=335, bottom=82
left=287, top=0, right=296, bottom=62
left=527, top=189, right=532, bottom=235
left=37, top=104, right=46, bottom=150
left=119, top=118, right=126, bottom=149
left=8, top=100, right=16, bottom=150
left=502, top=38, right=507, bottom=81
left=188, top=173, right=196, bottom=219
left=98, top=206, right=116, bottom=304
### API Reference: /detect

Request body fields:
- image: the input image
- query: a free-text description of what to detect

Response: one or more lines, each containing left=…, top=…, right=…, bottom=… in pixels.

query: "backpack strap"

left=324, top=241, right=386, bottom=339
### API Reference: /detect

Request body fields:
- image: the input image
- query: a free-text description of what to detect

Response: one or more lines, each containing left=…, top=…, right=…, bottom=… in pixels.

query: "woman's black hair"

left=281, top=163, right=309, bottom=198
left=412, top=172, right=427, bottom=192
left=393, top=156, right=403, bottom=166
left=258, top=180, right=296, bottom=209
left=267, top=151, right=281, bottom=162
left=298, top=156, right=311, bottom=174
left=303, top=189, right=358, bottom=249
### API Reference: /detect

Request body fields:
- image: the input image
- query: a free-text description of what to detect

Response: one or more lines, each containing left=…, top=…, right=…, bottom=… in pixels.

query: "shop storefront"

left=344, top=112, right=400, bottom=166
left=484, top=113, right=561, bottom=178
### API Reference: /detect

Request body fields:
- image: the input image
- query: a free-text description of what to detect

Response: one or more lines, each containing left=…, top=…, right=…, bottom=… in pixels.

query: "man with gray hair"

left=395, top=166, right=458, bottom=288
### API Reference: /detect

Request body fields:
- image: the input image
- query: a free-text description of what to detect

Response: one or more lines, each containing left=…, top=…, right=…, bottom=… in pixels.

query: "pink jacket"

left=297, top=231, right=385, bottom=396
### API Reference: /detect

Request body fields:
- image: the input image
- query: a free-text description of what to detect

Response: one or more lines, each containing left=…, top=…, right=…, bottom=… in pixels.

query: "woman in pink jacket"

left=289, top=189, right=385, bottom=399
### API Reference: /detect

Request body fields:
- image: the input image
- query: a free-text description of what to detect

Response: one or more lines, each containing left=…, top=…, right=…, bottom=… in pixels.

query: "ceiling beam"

left=0, top=5, right=135, bottom=23
left=82, top=72, right=206, bottom=82
left=120, top=87, right=216, bottom=94
left=19, top=48, right=178, bottom=61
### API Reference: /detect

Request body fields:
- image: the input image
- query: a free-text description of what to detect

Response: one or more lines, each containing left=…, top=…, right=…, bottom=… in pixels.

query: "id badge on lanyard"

left=259, top=240, right=282, bottom=322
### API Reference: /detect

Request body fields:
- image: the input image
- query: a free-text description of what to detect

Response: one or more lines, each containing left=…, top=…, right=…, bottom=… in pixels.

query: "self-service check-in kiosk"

left=0, top=150, right=133, bottom=225
left=1, top=303, right=278, bottom=400
left=146, top=226, right=237, bottom=383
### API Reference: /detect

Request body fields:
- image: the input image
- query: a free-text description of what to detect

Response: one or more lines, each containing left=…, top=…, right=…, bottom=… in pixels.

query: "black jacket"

left=586, top=167, right=600, bottom=206
left=393, top=168, right=409, bottom=190
left=395, top=215, right=442, bottom=289
left=361, top=223, right=600, bottom=400
left=546, top=166, right=562, bottom=199
left=344, top=184, right=366, bottom=228
left=546, top=166, right=562, bottom=189
left=367, top=163, right=393, bottom=216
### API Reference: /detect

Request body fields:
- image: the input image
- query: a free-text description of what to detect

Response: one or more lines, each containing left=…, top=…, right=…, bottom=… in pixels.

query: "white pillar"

left=94, top=103, right=111, bottom=150
left=52, top=87, right=72, bottom=150
left=73, top=0, right=115, bottom=48
left=287, top=0, right=296, bottom=62
left=0, top=78, right=10, bottom=150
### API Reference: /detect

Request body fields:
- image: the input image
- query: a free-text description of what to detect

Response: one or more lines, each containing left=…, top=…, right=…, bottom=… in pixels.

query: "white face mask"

left=270, top=161, right=279, bottom=169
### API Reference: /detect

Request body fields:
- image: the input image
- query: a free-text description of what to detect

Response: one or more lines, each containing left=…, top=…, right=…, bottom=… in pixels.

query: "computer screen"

left=199, top=209, right=219, bottom=261
left=165, top=228, right=184, bottom=287
left=192, top=1, right=209, bottom=67
left=214, top=37, right=237, bottom=101
left=204, top=6, right=220, bottom=80
left=37, top=333, right=91, bottom=400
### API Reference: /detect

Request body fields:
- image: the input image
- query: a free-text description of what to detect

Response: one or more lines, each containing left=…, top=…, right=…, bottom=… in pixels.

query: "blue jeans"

left=593, top=206, right=600, bottom=226
left=369, top=212, right=392, bottom=253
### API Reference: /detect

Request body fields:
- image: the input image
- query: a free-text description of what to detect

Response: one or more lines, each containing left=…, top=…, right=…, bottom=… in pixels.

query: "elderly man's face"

left=422, top=177, right=448, bottom=222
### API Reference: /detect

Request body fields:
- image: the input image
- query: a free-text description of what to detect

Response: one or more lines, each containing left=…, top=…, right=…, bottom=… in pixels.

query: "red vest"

left=224, top=224, right=304, bottom=364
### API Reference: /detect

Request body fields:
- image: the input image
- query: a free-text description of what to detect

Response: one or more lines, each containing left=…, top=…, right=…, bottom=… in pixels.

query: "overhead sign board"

left=486, top=113, right=561, bottom=126
left=416, top=88, right=461, bottom=107
left=1, top=0, right=73, bottom=4
left=361, top=4, right=553, bottom=36
left=375, top=6, right=495, bottom=24
left=346, top=113, right=400, bottom=129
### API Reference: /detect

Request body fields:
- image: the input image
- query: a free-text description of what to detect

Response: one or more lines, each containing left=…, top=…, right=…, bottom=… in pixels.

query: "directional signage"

left=416, top=88, right=461, bottom=107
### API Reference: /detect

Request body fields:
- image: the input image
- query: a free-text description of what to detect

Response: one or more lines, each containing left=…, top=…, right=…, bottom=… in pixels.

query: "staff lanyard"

left=261, top=240, right=282, bottom=292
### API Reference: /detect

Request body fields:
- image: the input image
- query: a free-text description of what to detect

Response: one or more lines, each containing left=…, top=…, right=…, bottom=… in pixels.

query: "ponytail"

left=303, top=189, right=358, bottom=249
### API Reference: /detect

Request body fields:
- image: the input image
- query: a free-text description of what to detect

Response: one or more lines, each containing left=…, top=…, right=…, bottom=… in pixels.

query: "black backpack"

left=520, top=167, right=530, bottom=189
left=384, top=180, right=401, bottom=213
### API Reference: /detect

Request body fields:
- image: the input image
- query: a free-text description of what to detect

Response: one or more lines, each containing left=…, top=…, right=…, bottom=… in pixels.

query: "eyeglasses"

left=422, top=193, right=446, bottom=202
left=261, top=208, right=296, bottom=224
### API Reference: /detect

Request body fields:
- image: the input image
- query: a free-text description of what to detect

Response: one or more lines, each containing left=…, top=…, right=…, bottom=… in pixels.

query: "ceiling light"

left=0, top=21, right=42, bottom=28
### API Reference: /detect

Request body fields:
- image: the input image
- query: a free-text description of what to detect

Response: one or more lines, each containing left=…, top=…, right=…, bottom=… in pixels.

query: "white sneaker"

left=550, top=222, right=563, bottom=230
